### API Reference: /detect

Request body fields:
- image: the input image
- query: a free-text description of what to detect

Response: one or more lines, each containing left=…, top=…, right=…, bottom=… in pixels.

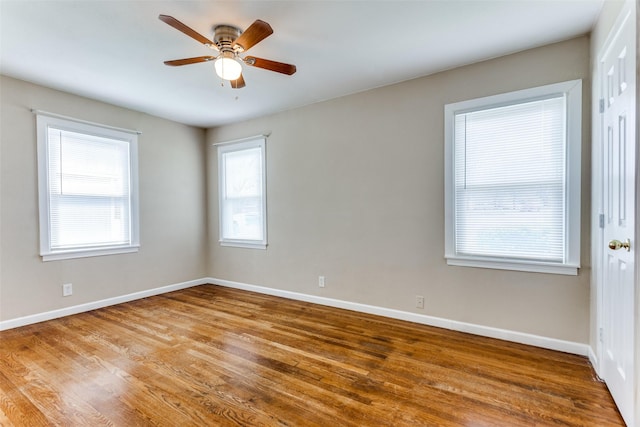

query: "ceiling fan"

left=159, top=14, right=296, bottom=88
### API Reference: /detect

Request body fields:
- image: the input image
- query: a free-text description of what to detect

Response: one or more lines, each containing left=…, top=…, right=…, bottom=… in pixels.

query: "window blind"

left=453, top=96, right=566, bottom=262
left=47, top=127, right=132, bottom=249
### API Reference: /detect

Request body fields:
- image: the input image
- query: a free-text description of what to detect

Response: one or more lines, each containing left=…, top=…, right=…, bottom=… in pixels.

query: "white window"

left=36, top=113, right=140, bottom=261
left=444, top=80, right=582, bottom=275
left=218, top=136, right=267, bottom=249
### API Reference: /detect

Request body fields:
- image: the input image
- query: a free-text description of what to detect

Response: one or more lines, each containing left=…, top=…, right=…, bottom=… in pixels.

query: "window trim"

left=217, top=136, right=268, bottom=250
left=444, top=80, right=582, bottom=275
left=36, top=113, right=140, bottom=261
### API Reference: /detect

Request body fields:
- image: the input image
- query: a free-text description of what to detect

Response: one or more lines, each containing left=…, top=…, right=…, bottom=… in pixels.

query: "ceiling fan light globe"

left=214, top=56, right=242, bottom=81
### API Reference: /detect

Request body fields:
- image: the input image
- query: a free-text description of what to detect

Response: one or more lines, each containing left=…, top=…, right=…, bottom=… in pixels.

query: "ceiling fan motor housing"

left=213, top=25, right=243, bottom=53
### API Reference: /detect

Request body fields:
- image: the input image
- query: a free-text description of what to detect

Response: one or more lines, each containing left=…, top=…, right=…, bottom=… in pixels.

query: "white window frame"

left=444, top=80, right=582, bottom=275
left=217, top=136, right=267, bottom=250
left=36, top=113, right=140, bottom=261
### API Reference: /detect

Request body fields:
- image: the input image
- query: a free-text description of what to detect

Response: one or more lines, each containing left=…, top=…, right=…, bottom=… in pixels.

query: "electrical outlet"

left=318, top=276, right=325, bottom=288
left=62, top=283, right=73, bottom=297
left=416, top=295, right=424, bottom=309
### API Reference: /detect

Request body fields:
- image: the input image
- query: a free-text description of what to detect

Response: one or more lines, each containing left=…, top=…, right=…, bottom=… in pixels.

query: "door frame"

left=636, top=3, right=639, bottom=421
left=591, top=0, right=638, bottom=423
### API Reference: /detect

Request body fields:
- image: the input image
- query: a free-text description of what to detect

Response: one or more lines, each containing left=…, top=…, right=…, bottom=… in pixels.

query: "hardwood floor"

left=0, top=285, right=624, bottom=426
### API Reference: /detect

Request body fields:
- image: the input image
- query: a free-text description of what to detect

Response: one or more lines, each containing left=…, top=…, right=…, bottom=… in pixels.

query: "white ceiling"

left=0, top=0, right=604, bottom=128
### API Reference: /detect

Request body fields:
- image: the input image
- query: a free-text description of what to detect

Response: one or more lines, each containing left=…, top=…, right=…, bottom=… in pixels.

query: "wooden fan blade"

left=231, top=74, right=246, bottom=89
left=159, top=15, right=214, bottom=47
left=233, top=20, right=273, bottom=52
left=244, top=56, right=296, bottom=75
left=164, top=56, right=216, bottom=66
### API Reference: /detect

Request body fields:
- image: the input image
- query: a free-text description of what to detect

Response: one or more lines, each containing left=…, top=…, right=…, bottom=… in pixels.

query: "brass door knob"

left=608, top=239, right=631, bottom=251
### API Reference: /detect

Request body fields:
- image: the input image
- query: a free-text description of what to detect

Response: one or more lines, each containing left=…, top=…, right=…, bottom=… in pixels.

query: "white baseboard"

left=588, top=346, right=603, bottom=379
left=0, top=276, right=594, bottom=359
left=0, top=278, right=209, bottom=331
left=208, top=277, right=592, bottom=357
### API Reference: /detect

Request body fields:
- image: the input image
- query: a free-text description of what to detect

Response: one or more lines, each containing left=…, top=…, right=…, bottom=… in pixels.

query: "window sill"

left=219, top=240, right=267, bottom=250
left=42, top=245, right=139, bottom=262
left=445, top=256, right=579, bottom=276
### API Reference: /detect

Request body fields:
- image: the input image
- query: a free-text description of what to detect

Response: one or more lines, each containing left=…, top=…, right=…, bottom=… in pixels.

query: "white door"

left=599, top=5, right=636, bottom=426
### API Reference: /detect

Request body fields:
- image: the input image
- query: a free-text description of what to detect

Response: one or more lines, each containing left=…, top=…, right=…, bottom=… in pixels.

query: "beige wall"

left=0, top=35, right=594, bottom=344
left=0, top=76, right=208, bottom=321
left=207, top=36, right=592, bottom=343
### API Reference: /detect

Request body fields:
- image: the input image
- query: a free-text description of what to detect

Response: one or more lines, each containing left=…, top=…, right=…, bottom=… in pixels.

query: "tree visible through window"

left=218, top=137, right=267, bottom=249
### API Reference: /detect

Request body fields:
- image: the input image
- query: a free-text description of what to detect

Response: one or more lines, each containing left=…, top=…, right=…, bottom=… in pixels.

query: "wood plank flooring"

left=0, top=285, right=624, bottom=426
